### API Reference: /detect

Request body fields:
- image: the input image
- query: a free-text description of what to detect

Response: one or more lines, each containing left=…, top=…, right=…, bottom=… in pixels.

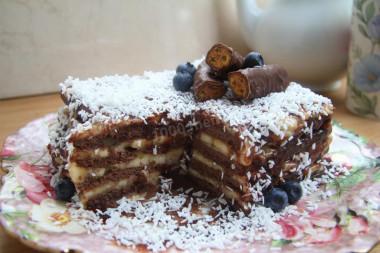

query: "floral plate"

left=1, top=114, right=380, bottom=253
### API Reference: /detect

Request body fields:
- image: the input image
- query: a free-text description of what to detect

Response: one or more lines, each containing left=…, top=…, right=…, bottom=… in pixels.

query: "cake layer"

left=191, top=118, right=332, bottom=174
left=70, top=137, right=187, bottom=168
left=73, top=132, right=187, bottom=155
left=190, top=151, right=250, bottom=190
left=188, top=147, right=330, bottom=213
left=187, top=168, right=249, bottom=212
left=68, top=148, right=184, bottom=185
left=49, top=106, right=190, bottom=168
left=187, top=111, right=333, bottom=213
left=195, top=110, right=332, bottom=167
left=81, top=169, right=161, bottom=210
left=68, top=117, right=192, bottom=150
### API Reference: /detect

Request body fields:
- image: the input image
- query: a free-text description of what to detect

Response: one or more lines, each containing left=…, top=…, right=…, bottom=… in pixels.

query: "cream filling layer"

left=71, top=134, right=180, bottom=159
left=199, top=131, right=313, bottom=167
left=191, top=150, right=249, bottom=193
left=80, top=170, right=160, bottom=203
left=67, top=148, right=183, bottom=184
left=188, top=168, right=245, bottom=206
left=115, top=148, right=183, bottom=169
left=115, top=134, right=183, bottom=152
left=199, top=132, right=258, bottom=166
left=199, top=114, right=324, bottom=166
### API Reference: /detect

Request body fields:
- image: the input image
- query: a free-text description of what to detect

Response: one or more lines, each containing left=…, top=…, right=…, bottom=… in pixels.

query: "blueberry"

left=264, top=188, right=288, bottom=212
left=282, top=181, right=303, bottom=204
left=243, top=52, right=264, bottom=68
left=173, top=71, right=193, bottom=92
left=55, top=178, right=76, bottom=201
left=176, top=62, right=196, bottom=76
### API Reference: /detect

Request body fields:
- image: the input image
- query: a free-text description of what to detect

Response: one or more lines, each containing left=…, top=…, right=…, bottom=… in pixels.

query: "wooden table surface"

left=1, top=80, right=380, bottom=253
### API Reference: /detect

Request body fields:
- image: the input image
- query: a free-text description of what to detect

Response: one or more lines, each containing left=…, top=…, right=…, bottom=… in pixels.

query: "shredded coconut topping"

left=58, top=66, right=332, bottom=149
left=60, top=70, right=198, bottom=132
left=49, top=66, right=338, bottom=252
left=68, top=160, right=347, bottom=253
left=199, top=83, right=333, bottom=146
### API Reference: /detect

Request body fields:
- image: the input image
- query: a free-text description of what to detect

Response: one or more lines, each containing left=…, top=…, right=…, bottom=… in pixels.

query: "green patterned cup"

left=346, top=0, right=380, bottom=120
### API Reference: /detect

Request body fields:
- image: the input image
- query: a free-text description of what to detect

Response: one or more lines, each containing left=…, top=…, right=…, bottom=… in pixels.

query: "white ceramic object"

left=346, top=0, right=380, bottom=120
left=236, top=0, right=353, bottom=91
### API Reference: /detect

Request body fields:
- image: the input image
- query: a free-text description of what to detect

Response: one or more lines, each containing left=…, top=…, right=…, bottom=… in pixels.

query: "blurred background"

left=2, top=1, right=380, bottom=253
left=0, top=0, right=254, bottom=99
left=0, top=0, right=354, bottom=99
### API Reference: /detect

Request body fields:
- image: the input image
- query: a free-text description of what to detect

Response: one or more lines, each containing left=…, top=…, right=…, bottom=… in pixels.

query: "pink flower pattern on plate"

left=0, top=115, right=379, bottom=253
left=15, top=162, right=57, bottom=204
left=0, top=143, right=16, bottom=157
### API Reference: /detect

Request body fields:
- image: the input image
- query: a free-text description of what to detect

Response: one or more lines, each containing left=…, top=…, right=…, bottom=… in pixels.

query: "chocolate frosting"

left=228, top=64, right=290, bottom=100
left=192, top=61, right=227, bottom=101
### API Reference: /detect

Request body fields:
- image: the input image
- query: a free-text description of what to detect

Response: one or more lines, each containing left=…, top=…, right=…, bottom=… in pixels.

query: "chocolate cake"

left=48, top=44, right=335, bottom=216
left=48, top=62, right=333, bottom=214
left=48, top=71, right=199, bottom=210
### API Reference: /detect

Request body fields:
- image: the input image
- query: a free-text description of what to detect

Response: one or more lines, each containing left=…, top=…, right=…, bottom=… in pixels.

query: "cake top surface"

left=60, top=64, right=333, bottom=143
left=61, top=70, right=198, bottom=125
left=200, top=83, right=333, bottom=141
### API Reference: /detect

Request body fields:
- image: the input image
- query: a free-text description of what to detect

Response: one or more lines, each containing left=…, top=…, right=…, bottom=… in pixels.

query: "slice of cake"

left=48, top=72, right=197, bottom=210
left=48, top=44, right=334, bottom=214
left=188, top=85, right=333, bottom=213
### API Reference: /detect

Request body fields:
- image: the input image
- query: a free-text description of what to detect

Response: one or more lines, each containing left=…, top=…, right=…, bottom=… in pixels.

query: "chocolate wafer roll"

left=193, top=61, right=227, bottom=101
left=228, top=64, right=290, bottom=100
left=206, top=43, right=245, bottom=79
